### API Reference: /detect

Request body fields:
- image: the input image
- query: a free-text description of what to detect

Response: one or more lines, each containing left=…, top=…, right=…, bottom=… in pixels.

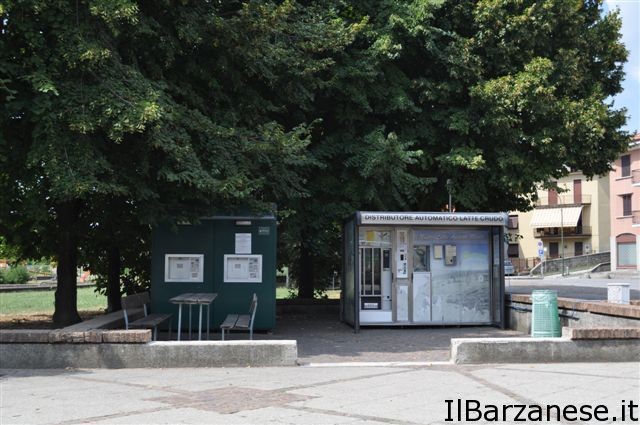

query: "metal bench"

left=220, top=293, right=257, bottom=340
left=121, top=292, right=172, bottom=341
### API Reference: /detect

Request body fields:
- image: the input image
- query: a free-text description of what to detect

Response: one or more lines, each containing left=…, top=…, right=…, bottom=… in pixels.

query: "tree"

left=0, top=0, right=359, bottom=322
left=1, top=0, right=628, bottom=309
left=279, top=0, right=628, bottom=296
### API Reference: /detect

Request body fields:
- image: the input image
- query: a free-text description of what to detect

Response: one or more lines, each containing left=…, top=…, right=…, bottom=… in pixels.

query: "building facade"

left=507, top=172, right=610, bottom=272
left=609, top=135, right=640, bottom=271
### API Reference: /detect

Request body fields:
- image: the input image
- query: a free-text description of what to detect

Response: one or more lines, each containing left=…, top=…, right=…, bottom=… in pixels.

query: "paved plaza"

left=262, top=313, right=523, bottom=364
left=1, top=362, right=638, bottom=424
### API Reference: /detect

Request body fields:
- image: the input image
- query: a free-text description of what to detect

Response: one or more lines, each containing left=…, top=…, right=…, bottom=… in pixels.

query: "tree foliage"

left=0, top=0, right=629, bottom=308
left=278, top=0, right=628, bottom=295
left=0, top=0, right=359, bottom=321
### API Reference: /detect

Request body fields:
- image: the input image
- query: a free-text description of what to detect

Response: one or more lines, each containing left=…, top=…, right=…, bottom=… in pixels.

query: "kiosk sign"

left=359, top=212, right=508, bottom=227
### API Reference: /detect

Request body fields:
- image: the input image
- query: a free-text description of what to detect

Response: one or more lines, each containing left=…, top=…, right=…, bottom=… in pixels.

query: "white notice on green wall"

left=224, top=254, right=262, bottom=283
left=235, top=233, right=252, bottom=254
left=164, top=254, right=204, bottom=282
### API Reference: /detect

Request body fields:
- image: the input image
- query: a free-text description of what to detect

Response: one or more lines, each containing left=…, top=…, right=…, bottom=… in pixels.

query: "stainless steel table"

left=169, top=293, right=217, bottom=341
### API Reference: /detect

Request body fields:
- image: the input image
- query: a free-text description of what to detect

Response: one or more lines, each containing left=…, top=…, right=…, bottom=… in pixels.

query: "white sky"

left=604, top=0, right=640, bottom=134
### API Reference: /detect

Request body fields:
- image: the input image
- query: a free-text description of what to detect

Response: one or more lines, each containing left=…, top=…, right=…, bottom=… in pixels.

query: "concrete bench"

left=122, top=292, right=172, bottom=341
left=220, top=293, right=257, bottom=340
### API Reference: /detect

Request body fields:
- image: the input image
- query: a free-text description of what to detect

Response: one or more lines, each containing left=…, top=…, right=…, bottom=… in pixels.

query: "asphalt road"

left=506, top=272, right=639, bottom=300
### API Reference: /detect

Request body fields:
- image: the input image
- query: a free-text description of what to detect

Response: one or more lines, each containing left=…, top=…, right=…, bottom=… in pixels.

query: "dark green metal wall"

left=151, top=217, right=277, bottom=331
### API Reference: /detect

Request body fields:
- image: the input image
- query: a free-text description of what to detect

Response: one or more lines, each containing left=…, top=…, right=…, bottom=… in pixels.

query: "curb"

left=0, top=340, right=298, bottom=368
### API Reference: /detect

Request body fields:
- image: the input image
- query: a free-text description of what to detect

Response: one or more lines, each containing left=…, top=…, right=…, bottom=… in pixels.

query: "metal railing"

left=533, top=226, right=592, bottom=238
left=528, top=251, right=608, bottom=276
left=535, top=194, right=591, bottom=206
left=509, top=257, right=541, bottom=273
left=509, top=251, right=602, bottom=274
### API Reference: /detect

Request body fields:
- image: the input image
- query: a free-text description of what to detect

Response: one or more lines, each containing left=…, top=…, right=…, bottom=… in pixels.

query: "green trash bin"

left=531, top=290, right=561, bottom=338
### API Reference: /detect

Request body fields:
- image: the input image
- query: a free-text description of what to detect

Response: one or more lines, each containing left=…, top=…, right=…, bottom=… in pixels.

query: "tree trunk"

left=53, top=201, right=82, bottom=326
left=106, top=245, right=122, bottom=312
left=298, top=243, right=315, bottom=299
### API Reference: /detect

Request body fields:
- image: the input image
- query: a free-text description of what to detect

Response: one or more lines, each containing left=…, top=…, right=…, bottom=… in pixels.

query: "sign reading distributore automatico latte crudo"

left=357, top=211, right=508, bottom=227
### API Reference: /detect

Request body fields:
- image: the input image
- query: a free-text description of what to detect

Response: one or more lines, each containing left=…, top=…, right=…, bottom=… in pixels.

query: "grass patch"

left=1, top=286, right=340, bottom=316
left=276, top=287, right=296, bottom=299
left=275, top=287, right=340, bottom=300
left=0, top=287, right=106, bottom=315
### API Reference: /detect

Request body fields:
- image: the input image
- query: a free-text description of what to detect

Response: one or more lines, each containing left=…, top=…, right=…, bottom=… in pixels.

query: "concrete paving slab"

left=1, top=363, right=638, bottom=424
left=81, top=366, right=407, bottom=393
left=1, top=376, right=170, bottom=424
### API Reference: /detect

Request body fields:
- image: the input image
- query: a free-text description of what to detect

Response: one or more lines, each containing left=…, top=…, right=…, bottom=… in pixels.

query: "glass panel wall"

left=358, top=229, right=392, bottom=313
left=358, top=229, right=391, bottom=247
left=414, top=229, right=491, bottom=323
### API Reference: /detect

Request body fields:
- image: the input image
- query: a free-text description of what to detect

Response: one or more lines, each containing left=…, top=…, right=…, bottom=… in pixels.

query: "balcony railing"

left=535, top=194, right=591, bottom=207
left=633, top=211, right=640, bottom=226
left=632, top=169, right=640, bottom=186
left=533, top=226, right=592, bottom=238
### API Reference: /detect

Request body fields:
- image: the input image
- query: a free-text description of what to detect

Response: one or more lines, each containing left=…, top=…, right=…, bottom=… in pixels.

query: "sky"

left=604, top=0, right=640, bottom=134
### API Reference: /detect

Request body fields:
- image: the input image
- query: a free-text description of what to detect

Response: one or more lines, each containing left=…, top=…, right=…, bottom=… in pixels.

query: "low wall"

left=0, top=340, right=298, bottom=369
left=451, top=337, right=640, bottom=364
left=529, top=252, right=610, bottom=275
left=0, top=282, right=94, bottom=292
left=506, top=294, right=640, bottom=334
left=0, top=329, right=151, bottom=344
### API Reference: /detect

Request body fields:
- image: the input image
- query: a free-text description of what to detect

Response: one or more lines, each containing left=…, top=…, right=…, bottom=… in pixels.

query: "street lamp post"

left=446, top=179, right=453, bottom=213
left=560, top=205, right=565, bottom=276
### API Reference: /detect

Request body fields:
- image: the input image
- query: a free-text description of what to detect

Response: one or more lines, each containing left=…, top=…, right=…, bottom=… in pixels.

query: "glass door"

left=359, top=247, right=382, bottom=309
left=358, top=229, right=393, bottom=323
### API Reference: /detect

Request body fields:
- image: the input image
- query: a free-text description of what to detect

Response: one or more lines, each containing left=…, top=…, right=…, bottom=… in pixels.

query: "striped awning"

left=530, top=206, right=582, bottom=228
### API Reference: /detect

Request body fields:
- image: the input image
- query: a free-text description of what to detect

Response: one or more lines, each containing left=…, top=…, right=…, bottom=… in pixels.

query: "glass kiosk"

left=342, top=211, right=507, bottom=331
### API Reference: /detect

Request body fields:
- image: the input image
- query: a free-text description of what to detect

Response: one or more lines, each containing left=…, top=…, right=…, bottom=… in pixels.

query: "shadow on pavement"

left=225, top=311, right=524, bottom=363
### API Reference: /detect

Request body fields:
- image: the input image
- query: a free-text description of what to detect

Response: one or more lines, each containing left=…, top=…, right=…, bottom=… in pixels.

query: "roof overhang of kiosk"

left=356, top=211, right=508, bottom=226
left=529, top=206, right=582, bottom=228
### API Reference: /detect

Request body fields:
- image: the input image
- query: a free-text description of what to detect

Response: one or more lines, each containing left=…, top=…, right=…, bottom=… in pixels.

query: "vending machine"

left=342, top=211, right=507, bottom=330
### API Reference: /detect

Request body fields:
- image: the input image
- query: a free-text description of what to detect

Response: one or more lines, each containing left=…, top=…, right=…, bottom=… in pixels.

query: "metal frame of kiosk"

left=341, top=212, right=507, bottom=332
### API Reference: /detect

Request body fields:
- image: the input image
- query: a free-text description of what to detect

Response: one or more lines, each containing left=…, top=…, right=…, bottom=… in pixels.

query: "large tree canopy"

left=0, top=0, right=359, bottom=322
left=278, top=0, right=629, bottom=295
left=0, top=0, right=629, bottom=310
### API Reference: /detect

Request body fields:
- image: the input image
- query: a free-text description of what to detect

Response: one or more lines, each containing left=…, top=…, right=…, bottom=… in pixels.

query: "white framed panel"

left=396, top=283, right=409, bottom=321
left=224, top=254, right=262, bottom=283
left=412, top=272, right=431, bottom=322
left=165, top=254, right=204, bottom=282
left=360, top=310, right=393, bottom=323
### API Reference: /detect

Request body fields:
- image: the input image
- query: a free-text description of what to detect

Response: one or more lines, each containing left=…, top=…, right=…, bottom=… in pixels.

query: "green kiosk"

left=151, top=213, right=277, bottom=334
